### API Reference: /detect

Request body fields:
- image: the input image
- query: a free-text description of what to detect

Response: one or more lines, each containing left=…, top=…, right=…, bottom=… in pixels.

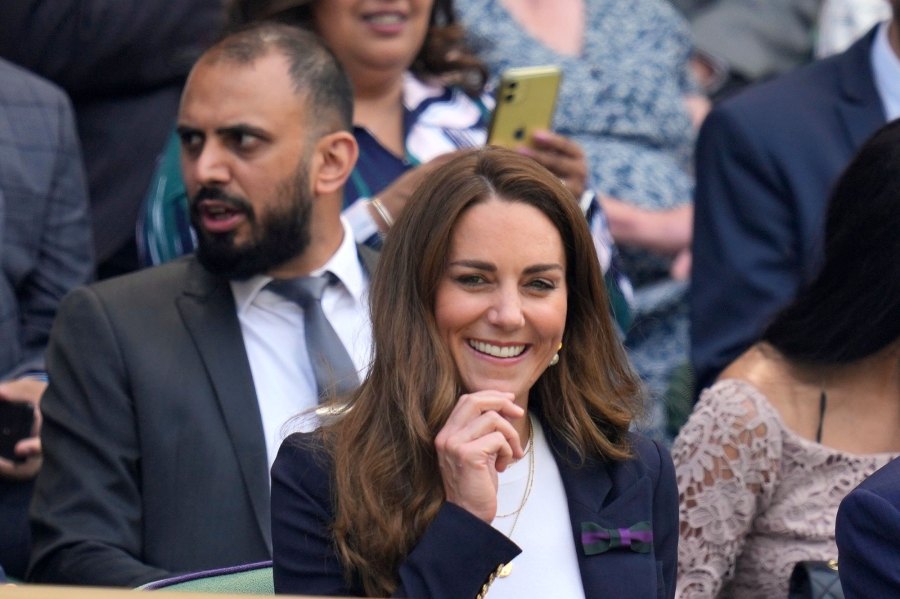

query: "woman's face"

left=434, top=197, right=568, bottom=406
left=312, top=0, right=433, bottom=78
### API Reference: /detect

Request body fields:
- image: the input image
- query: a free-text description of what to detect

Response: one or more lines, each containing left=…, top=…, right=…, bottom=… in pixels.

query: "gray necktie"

left=267, top=274, right=359, bottom=401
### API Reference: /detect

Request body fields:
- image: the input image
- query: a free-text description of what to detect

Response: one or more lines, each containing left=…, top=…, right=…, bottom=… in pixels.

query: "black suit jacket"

left=29, top=248, right=378, bottom=587
left=690, top=27, right=887, bottom=394
left=272, top=427, right=678, bottom=598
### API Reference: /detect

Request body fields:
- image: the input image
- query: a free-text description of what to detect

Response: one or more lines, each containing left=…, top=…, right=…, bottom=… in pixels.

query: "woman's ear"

left=312, top=131, right=359, bottom=196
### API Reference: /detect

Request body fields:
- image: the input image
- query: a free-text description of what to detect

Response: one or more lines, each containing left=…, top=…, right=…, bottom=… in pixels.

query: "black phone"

left=0, top=399, right=35, bottom=462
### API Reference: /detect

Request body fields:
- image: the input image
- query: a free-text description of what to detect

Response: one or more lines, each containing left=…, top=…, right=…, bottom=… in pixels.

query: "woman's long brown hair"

left=320, top=148, right=643, bottom=596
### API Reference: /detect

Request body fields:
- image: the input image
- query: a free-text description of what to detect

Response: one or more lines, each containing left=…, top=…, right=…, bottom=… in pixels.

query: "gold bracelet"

left=370, top=197, right=394, bottom=228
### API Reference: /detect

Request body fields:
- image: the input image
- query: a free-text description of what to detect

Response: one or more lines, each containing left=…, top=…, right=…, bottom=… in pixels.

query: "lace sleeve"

left=671, top=379, right=782, bottom=598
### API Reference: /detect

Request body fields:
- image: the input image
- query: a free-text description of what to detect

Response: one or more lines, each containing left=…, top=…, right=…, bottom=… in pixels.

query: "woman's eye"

left=527, top=279, right=556, bottom=291
left=456, top=274, right=486, bottom=286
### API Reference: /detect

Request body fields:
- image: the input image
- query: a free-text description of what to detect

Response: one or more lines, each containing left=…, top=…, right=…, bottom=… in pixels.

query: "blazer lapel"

left=546, top=427, right=658, bottom=597
left=176, top=259, right=272, bottom=550
left=835, top=28, right=887, bottom=150
left=545, top=428, right=612, bottom=595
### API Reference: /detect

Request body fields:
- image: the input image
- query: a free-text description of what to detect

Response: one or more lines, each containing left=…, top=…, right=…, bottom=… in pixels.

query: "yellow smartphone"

left=487, top=65, right=562, bottom=149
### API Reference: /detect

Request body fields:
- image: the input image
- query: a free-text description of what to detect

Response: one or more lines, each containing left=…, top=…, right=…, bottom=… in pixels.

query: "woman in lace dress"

left=671, top=120, right=900, bottom=598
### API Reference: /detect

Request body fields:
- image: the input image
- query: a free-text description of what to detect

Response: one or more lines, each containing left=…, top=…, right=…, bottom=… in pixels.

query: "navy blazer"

left=271, top=423, right=678, bottom=598
left=690, top=27, right=887, bottom=394
left=836, top=458, right=900, bottom=599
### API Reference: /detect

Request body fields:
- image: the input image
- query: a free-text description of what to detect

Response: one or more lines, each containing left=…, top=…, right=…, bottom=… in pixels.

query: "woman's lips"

left=363, top=11, right=408, bottom=35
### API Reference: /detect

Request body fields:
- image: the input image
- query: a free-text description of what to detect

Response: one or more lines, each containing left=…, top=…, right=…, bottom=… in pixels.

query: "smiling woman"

left=270, top=147, right=679, bottom=599
left=434, top=199, right=568, bottom=411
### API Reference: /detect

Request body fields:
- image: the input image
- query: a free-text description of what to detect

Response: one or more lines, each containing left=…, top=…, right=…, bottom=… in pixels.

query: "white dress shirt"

left=872, top=21, right=900, bottom=121
left=230, top=218, right=372, bottom=468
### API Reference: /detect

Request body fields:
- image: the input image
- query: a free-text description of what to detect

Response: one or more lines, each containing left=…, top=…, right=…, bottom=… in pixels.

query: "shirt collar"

left=402, top=72, right=490, bottom=129
left=402, top=71, right=447, bottom=110
left=230, top=217, right=367, bottom=313
left=872, top=20, right=900, bottom=121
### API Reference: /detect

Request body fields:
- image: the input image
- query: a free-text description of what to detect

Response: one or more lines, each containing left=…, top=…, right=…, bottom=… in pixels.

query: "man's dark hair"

left=205, top=21, right=354, bottom=132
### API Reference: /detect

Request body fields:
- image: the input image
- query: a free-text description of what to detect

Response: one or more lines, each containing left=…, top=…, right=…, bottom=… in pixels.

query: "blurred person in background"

left=690, top=1, right=898, bottom=397
left=0, top=57, right=93, bottom=581
left=674, top=119, right=900, bottom=598
left=0, top=1, right=223, bottom=278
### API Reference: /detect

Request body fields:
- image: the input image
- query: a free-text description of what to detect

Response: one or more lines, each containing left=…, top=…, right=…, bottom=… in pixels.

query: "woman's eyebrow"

left=448, top=259, right=495, bottom=271
left=447, top=261, right=563, bottom=274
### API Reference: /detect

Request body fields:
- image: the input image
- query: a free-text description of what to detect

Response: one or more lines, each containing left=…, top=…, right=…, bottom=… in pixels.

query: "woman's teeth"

left=469, top=340, right=526, bottom=358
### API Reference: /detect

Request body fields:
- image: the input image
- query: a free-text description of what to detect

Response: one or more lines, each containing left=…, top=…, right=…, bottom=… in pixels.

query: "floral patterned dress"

left=672, top=379, right=898, bottom=598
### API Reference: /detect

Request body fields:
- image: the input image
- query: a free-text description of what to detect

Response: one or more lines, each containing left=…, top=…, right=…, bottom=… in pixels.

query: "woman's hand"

left=600, top=196, right=693, bottom=256
left=435, top=391, right=526, bottom=523
left=518, top=130, right=587, bottom=198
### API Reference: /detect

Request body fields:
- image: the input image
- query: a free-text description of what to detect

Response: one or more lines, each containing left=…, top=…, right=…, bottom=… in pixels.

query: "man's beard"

left=190, top=169, right=313, bottom=280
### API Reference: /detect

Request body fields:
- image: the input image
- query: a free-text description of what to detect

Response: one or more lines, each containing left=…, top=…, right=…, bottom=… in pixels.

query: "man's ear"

left=312, top=131, right=358, bottom=196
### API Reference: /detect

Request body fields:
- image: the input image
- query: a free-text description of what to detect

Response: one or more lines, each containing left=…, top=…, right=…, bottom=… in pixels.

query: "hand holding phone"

left=487, top=65, right=562, bottom=149
left=0, top=399, right=35, bottom=462
left=0, top=377, right=45, bottom=479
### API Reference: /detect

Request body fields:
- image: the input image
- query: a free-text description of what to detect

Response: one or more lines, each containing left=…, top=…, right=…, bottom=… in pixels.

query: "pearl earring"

left=549, top=342, right=563, bottom=366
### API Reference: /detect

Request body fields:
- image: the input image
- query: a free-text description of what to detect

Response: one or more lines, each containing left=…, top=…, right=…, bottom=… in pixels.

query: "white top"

left=230, top=218, right=372, bottom=468
left=489, top=415, right=586, bottom=599
left=872, top=20, right=900, bottom=121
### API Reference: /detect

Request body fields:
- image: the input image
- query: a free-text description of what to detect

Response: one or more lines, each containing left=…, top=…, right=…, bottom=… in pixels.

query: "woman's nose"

left=487, top=287, right=525, bottom=330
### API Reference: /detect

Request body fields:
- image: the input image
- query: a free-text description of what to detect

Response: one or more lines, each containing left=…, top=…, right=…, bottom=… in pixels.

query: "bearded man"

left=28, top=23, right=374, bottom=587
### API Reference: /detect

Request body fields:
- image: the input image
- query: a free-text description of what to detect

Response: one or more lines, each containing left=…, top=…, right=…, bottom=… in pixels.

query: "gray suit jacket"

left=0, top=58, right=93, bottom=380
left=29, top=249, right=377, bottom=587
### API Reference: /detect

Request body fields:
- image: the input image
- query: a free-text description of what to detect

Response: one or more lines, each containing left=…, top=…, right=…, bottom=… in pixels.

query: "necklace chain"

left=494, top=417, right=535, bottom=520
left=494, top=414, right=535, bottom=519
left=495, top=415, right=535, bottom=579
